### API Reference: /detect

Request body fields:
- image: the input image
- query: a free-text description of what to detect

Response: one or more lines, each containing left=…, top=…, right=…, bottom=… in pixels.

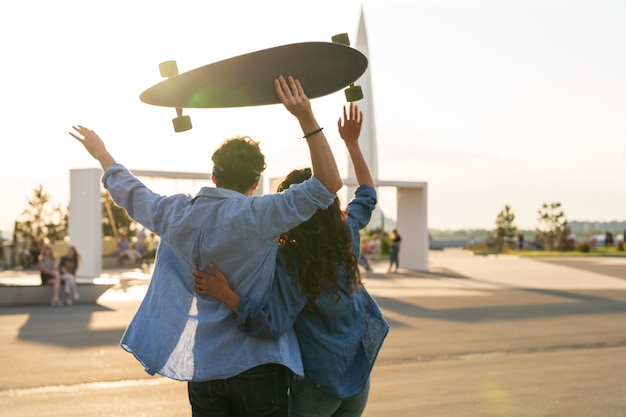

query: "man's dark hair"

left=211, top=136, right=266, bottom=193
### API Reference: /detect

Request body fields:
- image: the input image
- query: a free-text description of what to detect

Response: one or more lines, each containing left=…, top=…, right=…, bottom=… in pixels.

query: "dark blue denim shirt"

left=235, top=184, right=389, bottom=398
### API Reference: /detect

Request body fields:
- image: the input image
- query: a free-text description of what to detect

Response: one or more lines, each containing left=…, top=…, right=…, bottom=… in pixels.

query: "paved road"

left=2, top=249, right=626, bottom=417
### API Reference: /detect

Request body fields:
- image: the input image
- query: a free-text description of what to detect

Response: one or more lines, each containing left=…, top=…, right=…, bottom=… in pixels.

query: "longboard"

left=140, top=36, right=367, bottom=131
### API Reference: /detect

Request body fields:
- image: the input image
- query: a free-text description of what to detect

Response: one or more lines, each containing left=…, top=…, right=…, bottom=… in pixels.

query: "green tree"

left=14, top=185, right=139, bottom=245
left=537, top=202, right=568, bottom=251
left=101, top=191, right=135, bottom=238
left=15, top=185, right=68, bottom=243
left=493, top=205, right=517, bottom=252
left=556, top=221, right=575, bottom=251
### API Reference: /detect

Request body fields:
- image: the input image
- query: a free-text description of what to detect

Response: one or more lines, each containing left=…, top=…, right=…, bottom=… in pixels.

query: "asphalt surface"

left=2, top=249, right=626, bottom=417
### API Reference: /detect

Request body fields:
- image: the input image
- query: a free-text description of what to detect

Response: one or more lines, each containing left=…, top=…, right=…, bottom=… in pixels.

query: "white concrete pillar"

left=396, top=185, right=428, bottom=271
left=69, top=168, right=102, bottom=278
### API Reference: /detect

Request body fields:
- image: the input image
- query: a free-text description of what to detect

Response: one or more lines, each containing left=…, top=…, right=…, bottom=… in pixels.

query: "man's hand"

left=69, top=125, right=116, bottom=170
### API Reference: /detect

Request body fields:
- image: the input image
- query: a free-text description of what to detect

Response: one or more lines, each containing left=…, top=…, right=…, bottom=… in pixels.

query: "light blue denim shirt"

left=234, top=184, right=389, bottom=398
left=102, top=164, right=337, bottom=381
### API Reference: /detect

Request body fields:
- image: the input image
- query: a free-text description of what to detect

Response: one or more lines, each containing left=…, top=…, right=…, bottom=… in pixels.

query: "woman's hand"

left=192, top=263, right=230, bottom=298
left=192, top=264, right=241, bottom=311
left=338, top=103, right=363, bottom=146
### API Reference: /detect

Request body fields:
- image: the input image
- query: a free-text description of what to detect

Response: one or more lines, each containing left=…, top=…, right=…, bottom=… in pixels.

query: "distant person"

left=358, top=252, right=372, bottom=271
left=58, top=246, right=80, bottom=305
left=588, top=233, right=597, bottom=248
left=359, top=240, right=372, bottom=271
left=115, top=233, right=141, bottom=265
left=388, top=229, right=401, bottom=273
left=69, top=75, right=343, bottom=417
left=370, top=233, right=381, bottom=259
left=29, top=237, right=44, bottom=266
left=516, top=233, right=525, bottom=250
left=144, top=232, right=159, bottom=263
left=136, top=227, right=149, bottom=258
left=16, top=243, right=31, bottom=268
left=192, top=103, right=388, bottom=417
left=39, top=245, right=63, bottom=306
left=605, top=231, right=614, bottom=247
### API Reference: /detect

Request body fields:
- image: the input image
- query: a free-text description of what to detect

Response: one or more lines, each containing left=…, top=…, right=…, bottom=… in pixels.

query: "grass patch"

left=470, top=246, right=626, bottom=257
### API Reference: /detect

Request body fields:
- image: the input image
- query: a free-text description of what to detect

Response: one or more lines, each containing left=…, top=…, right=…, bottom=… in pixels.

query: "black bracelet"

left=302, top=127, right=323, bottom=139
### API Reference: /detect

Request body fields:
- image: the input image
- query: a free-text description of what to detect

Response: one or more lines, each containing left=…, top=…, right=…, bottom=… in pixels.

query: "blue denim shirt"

left=234, top=184, right=389, bottom=398
left=102, top=164, right=337, bottom=381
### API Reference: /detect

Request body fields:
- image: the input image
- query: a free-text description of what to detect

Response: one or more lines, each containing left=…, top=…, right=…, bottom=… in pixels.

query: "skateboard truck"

left=159, top=60, right=193, bottom=132
left=331, top=33, right=364, bottom=102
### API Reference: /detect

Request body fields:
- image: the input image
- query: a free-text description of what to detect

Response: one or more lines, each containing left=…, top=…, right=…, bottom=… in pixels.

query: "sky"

left=1, top=0, right=625, bottom=234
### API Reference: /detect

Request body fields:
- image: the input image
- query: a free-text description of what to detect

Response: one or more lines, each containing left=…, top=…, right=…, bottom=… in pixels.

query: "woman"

left=39, top=245, right=63, bottom=306
left=58, top=246, right=81, bottom=305
left=388, top=229, right=401, bottom=273
left=193, top=103, right=388, bottom=417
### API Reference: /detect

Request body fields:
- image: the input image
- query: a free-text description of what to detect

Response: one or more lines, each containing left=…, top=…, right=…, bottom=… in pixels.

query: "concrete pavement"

left=2, top=249, right=626, bottom=416
left=364, top=250, right=626, bottom=417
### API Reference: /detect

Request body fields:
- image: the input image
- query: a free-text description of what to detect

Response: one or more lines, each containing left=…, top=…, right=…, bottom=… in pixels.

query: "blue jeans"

left=289, top=378, right=370, bottom=417
left=188, top=363, right=292, bottom=417
left=389, top=246, right=400, bottom=270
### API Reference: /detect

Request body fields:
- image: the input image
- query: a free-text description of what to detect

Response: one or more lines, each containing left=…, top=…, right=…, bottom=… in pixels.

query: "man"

left=70, top=76, right=342, bottom=417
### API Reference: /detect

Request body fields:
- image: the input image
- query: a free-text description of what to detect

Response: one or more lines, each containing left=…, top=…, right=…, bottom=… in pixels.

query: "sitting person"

left=115, top=233, right=141, bottom=265
left=59, top=246, right=81, bottom=305
left=142, top=232, right=159, bottom=264
left=136, top=228, right=148, bottom=258
left=30, top=237, right=44, bottom=266
left=358, top=244, right=372, bottom=271
left=147, top=232, right=159, bottom=256
left=369, top=233, right=381, bottom=260
left=38, top=245, right=63, bottom=306
left=17, top=244, right=31, bottom=268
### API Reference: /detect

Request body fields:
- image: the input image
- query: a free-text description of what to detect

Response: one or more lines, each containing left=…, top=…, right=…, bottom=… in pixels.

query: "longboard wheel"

left=159, top=60, right=179, bottom=78
left=344, top=85, right=363, bottom=102
left=331, top=33, right=351, bottom=46
left=172, top=115, right=192, bottom=132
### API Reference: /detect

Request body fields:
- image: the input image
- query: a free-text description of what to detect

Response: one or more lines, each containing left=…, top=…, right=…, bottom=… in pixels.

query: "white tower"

left=353, top=8, right=378, bottom=181
left=348, top=7, right=383, bottom=229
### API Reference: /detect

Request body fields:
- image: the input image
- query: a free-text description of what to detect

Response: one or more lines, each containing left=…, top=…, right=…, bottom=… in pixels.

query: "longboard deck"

left=140, top=41, right=368, bottom=109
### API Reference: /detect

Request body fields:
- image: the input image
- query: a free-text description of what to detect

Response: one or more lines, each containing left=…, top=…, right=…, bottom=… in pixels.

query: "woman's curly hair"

left=277, top=168, right=361, bottom=309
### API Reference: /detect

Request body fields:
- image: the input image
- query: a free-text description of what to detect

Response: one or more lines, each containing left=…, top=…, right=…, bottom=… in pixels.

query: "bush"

left=577, top=242, right=591, bottom=253
left=380, top=234, right=390, bottom=256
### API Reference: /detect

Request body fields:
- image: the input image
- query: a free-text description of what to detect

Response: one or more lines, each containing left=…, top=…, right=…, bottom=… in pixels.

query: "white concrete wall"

left=68, top=168, right=428, bottom=276
left=345, top=179, right=429, bottom=271
left=396, top=185, right=428, bottom=271
left=69, top=168, right=102, bottom=278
